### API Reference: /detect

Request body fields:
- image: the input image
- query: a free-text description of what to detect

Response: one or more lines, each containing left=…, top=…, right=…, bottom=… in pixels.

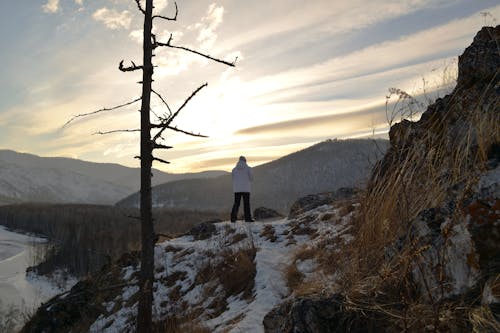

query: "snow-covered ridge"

left=89, top=202, right=353, bottom=333
left=23, top=200, right=354, bottom=333
left=0, top=150, right=227, bottom=205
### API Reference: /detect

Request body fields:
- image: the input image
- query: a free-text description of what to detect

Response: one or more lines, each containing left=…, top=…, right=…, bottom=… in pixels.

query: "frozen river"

left=0, top=226, right=63, bottom=312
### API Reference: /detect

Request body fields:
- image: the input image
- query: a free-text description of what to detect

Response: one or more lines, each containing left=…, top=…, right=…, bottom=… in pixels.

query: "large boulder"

left=288, top=188, right=357, bottom=219
left=188, top=220, right=220, bottom=240
left=253, top=207, right=283, bottom=220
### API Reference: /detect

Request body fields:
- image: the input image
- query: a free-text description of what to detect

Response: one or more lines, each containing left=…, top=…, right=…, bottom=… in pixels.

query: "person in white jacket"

left=231, top=156, right=254, bottom=222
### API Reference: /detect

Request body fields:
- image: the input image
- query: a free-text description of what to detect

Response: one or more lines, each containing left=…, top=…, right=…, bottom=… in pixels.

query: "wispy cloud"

left=152, top=3, right=227, bottom=77
left=196, top=3, right=224, bottom=49
left=92, top=8, right=132, bottom=30
left=3, top=1, right=499, bottom=172
left=42, top=0, right=60, bottom=13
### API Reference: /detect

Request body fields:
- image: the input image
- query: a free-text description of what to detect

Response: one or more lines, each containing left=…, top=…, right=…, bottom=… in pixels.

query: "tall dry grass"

left=338, top=69, right=500, bottom=330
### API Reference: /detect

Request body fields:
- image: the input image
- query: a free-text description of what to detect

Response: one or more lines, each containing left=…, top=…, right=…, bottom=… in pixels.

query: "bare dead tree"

left=63, top=0, right=235, bottom=331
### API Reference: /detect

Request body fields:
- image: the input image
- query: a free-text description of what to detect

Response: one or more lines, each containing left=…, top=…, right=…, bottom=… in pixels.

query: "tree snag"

left=64, top=1, right=236, bottom=331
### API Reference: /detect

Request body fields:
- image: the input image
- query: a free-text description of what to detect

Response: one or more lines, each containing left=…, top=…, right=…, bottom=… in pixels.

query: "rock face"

left=377, top=26, right=499, bottom=181
left=457, top=26, right=500, bottom=87
left=403, top=26, right=499, bottom=302
left=263, top=295, right=387, bottom=333
left=368, top=26, right=500, bottom=303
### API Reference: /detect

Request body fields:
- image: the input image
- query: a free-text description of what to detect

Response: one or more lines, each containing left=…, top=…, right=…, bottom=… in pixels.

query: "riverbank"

left=0, top=226, right=76, bottom=323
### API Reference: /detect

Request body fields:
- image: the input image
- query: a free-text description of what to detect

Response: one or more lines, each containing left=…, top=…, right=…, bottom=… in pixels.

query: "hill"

left=0, top=150, right=226, bottom=205
left=117, top=138, right=388, bottom=213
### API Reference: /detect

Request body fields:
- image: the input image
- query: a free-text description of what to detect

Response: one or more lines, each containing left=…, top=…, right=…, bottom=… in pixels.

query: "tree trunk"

left=137, top=0, right=154, bottom=332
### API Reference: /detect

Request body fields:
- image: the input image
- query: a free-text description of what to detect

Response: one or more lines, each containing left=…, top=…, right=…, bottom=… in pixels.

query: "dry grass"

left=217, top=246, right=257, bottom=299
left=285, top=262, right=305, bottom=291
left=336, top=70, right=500, bottom=330
left=226, top=232, right=248, bottom=246
left=192, top=240, right=257, bottom=320
left=469, top=305, right=500, bottom=333
left=260, top=224, right=277, bottom=242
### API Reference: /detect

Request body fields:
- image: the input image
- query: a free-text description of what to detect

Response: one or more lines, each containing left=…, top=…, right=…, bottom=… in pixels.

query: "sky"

left=0, top=0, right=498, bottom=172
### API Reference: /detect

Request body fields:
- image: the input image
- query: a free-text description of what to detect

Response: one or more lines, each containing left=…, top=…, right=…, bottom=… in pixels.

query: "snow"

left=122, top=285, right=139, bottom=302
left=0, top=226, right=77, bottom=331
left=0, top=226, right=75, bottom=310
left=221, top=219, right=291, bottom=333
left=0, top=161, right=131, bottom=205
left=88, top=204, right=353, bottom=332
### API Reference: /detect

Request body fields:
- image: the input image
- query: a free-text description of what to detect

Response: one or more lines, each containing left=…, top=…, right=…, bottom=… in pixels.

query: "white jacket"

left=232, top=160, right=253, bottom=193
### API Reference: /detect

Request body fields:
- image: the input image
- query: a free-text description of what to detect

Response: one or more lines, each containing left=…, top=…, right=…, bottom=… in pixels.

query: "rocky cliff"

left=264, top=25, right=499, bottom=333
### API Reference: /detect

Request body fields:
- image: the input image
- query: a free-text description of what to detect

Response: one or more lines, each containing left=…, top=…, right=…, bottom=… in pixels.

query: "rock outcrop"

left=394, top=26, right=499, bottom=303
left=288, top=188, right=357, bottom=219
left=263, top=295, right=387, bottom=333
left=187, top=219, right=221, bottom=240
left=253, top=207, right=283, bottom=220
left=266, top=25, right=499, bottom=333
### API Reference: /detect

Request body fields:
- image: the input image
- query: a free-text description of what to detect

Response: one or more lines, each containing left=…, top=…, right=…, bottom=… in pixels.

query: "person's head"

left=239, top=156, right=246, bottom=163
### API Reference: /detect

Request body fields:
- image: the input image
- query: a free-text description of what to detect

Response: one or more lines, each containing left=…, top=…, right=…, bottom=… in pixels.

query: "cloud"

left=92, top=8, right=132, bottom=30
left=235, top=103, right=386, bottom=137
left=197, top=3, right=224, bottom=49
left=221, top=0, right=454, bottom=52
left=75, top=0, right=83, bottom=5
left=129, top=29, right=142, bottom=43
left=150, top=3, right=226, bottom=78
left=186, top=155, right=276, bottom=170
left=42, top=0, right=60, bottom=13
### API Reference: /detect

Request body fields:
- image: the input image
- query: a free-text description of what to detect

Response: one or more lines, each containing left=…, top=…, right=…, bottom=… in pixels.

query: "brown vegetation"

left=336, top=29, right=499, bottom=330
left=260, top=224, right=277, bottom=242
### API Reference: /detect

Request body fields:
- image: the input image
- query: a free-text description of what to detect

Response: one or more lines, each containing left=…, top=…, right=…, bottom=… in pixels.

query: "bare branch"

left=152, top=1, right=178, bottom=21
left=134, top=0, right=145, bottom=14
left=153, top=143, right=173, bottom=150
left=151, top=83, right=207, bottom=141
left=153, top=156, right=170, bottom=164
left=169, top=83, right=207, bottom=124
left=93, top=129, right=140, bottom=135
left=119, top=60, right=143, bottom=72
left=151, top=89, right=172, bottom=116
left=150, top=108, right=161, bottom=121
left=155, top=38, right=236, bottom=67
left=166, top=126, right=208, bottom=138
left=63, top=97, right=141, bottom=128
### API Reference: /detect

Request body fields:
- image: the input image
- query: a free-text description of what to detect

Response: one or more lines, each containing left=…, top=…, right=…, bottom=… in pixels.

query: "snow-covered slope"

left=23, top=197, right=355, bottom=333
left=0, top=161, right=131, bottom=205
left=0, top=150, right=227, bottom=205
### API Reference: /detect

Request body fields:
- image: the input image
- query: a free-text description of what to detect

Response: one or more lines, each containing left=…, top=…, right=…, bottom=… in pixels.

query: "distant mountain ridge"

left=117, top=139, right=389, bottom=212
left=0, top=150, right=227, bottom=205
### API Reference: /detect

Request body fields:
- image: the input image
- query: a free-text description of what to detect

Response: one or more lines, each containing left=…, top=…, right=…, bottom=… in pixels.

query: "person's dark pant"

left=231, top=192, right=252, bottom=222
